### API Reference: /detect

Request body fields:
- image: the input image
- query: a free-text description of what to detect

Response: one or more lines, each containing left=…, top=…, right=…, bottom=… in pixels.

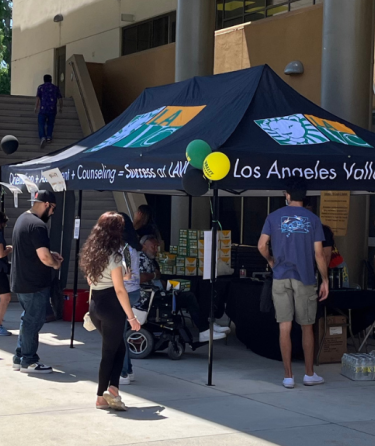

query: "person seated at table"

left=321, top=225, right=349, bottom=288
left=133, top=205, right=161, bottom=241
left=304, top=199, right=349, bottom=287
left=139, top=234, right=229, bottom=342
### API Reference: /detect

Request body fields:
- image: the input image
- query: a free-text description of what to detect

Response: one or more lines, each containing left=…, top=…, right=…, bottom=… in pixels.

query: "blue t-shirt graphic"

left=261, top=206, right=324, bottom=285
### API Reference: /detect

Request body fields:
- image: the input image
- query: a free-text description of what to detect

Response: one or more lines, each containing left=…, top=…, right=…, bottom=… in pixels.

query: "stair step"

left=0, top=129, right=83, bottom=139
left=0, top=115, right=82, bottom=126
left=0, top=123, right=83, bottom=134
left=0, top=109, right=79, bottom=118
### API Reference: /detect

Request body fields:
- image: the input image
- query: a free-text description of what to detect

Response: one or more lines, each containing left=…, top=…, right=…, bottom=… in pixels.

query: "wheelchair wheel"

left=167, top=340, right=185, bottom=360
left=126, top=328, right=154, bottom=359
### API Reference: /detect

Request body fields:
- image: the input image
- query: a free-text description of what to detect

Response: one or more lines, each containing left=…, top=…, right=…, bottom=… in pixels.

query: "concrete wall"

left=102, top=43, right=176, bottom=122
left=215, top=4, right=323, bottom=105
left=11, top=0, right=177, bottom=95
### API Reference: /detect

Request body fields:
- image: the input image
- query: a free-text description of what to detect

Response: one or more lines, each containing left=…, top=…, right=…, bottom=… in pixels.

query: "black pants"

left=90, top=287, right=126, bottom=396
left=176, top=291, right=209, bottom=332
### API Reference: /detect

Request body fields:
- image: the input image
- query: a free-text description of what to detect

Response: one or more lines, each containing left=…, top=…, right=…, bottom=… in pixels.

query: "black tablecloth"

left=226, top=281, right=375, bottom=361
left=226, top=279, right=303, bottom=361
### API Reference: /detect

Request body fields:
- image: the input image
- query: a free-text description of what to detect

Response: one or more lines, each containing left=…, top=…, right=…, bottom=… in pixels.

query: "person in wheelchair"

left=139, top=234, right=228, bottom=342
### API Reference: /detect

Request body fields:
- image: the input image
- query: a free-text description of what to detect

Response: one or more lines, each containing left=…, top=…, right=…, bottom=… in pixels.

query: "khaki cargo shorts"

left=272, top=278, right=318, bottom=325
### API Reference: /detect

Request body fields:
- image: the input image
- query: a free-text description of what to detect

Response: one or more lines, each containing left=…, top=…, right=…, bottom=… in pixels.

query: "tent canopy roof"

left=3, top=65, right=375, bottom=193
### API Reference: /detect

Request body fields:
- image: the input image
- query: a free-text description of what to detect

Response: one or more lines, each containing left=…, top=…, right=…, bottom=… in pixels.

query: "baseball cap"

left=28, top=190, right=57, bottom=204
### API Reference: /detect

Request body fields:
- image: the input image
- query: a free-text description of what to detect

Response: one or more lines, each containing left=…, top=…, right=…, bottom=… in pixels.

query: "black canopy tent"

left=4, top=64, right=375, bottom=384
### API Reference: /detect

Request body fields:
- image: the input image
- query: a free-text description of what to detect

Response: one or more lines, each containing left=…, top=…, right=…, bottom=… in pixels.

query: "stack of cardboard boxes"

left=158, top=229, right=231, bottom=277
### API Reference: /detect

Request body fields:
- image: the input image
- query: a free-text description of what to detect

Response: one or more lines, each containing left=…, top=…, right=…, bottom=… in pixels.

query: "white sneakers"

left=199, top=329, right=226, bottom=342
left=283, top=377, right=295, bottom=389
left=303, top=373, right=325, bottom=386
left=213, top=323, right=231, bottom=334
left=119, top=373, right=135, bottom=385
left=283, top=373, right=324, bottom=388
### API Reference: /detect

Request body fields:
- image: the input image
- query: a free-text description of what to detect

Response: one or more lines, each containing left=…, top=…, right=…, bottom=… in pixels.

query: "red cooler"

left=63, top=289, right=90, bottom=322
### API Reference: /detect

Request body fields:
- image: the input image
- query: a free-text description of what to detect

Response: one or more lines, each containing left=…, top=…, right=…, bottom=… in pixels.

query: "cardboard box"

left=179, top=229, right=188, bottom=239
left=315, top=315, right=347, bottom=364
left=188, top=240, right=198, bottom=249
left=219, top=230, right=231, bottom=241
left=199, top=230, right=205, bottom=239
left=198, top=248, right=205, bottom=259
left=176, top=256, right=186, bottom=267
left=219, top=239, right=231, bottom=249
left=185, top=257, right=197, bottom=268
left=170, top=245, right=178, bottom=254
left=218, top=248, right=231, bottom=259
left=167, top=279, right=191, bottom=292
left=188, top=249, right=198, bottom=258
left=178, top=246, right=187, bottom=256
left=197, top=266, right=203, bottom=276
left=179, top=238, right=188, bottom=247
left=188, top=230, right=198, bottom=240
left=176, top=266, right=185, bottom=275
left=161, top=253, right=177, bottom=265
left=160, top=265, right=176, bottom=275
left=185, top=266, right=197, bottom=276
left=198, top=239, right=204, bottom=249
left=219, top=257, right=231, bottom=266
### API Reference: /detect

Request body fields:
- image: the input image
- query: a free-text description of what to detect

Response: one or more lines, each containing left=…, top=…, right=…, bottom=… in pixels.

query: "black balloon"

left=1, top=135, right=19, bottom=155
left=182, top=168, right=209, bottom=196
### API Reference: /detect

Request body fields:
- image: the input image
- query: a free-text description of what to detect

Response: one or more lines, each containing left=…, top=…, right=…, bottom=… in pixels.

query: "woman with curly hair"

left=80, top=211, right=140, bottom=410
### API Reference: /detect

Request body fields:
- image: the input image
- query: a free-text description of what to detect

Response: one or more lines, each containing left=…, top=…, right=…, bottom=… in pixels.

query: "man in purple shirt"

left=35, top=75, right=63, bottom=149
left=258, top=179, right=329, bottom=389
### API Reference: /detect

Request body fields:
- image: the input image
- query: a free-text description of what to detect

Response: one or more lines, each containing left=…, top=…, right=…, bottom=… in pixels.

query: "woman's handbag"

left=83, top=287, right=96, bottom=331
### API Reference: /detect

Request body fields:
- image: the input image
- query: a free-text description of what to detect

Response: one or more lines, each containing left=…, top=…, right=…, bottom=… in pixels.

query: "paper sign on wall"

left=320, top=191, right=350, bottom=237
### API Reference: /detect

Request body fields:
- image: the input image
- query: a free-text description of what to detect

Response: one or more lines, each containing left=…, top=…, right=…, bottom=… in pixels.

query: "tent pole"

left=59, top=191, right=66, bottom=281
left=70, top=190, right=82, bottom=348
left=208, top=187, right=219, bottom=386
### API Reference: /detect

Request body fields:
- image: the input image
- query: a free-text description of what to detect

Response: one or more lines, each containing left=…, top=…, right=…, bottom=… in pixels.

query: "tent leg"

left=59, top=191, right=66, bottom=281
left=208, top=187, right=219, bottom=386
left=70, top=190, right=83, bottom=349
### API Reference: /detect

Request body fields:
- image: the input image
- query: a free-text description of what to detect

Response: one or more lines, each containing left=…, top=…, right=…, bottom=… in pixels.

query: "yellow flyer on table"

left=320, top=191, right=350, bottom=237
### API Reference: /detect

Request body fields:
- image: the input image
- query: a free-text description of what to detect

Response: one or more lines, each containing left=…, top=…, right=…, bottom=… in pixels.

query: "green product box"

left=188, top=240, right=198, bottom=249
left=170, top=245, right=178, bottom=254
left=188, top=249, right=198, bottom=258
left=178, top=246, right=188, bottom=256
left=198, top=258, right=204, bottom=268
left=176, top=266, right=185, bottom=275
left=188, top=230, right=198, bottom=240
left=161, top=265, right=175, bottom=275
left=179, top=238, right=188, bottom=247
left=179, top=229, right=188, bottom=239
left=199, top=230, right=205, bottom=239
left=176, top=256, right=186, bottom=267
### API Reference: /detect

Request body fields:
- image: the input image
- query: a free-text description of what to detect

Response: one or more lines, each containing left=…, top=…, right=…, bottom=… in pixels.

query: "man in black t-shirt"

left=12, top=190, right=63, bottom=374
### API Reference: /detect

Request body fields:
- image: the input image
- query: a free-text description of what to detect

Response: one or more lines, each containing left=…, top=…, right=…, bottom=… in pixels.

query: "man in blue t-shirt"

left=258, top=180, right=328, bottom=389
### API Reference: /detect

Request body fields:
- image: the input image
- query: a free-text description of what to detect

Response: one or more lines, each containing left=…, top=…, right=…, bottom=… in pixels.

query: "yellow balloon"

left=203, top=152, right=231, bottom=181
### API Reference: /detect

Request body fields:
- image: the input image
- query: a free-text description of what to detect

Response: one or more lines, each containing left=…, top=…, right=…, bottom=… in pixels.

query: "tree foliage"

left=0, top=1, right=11, bottom=95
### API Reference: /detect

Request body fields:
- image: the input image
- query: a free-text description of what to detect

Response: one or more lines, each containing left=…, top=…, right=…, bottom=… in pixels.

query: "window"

left=216, top=0, right=319, bottom=29
left=122, top=12, right=176, bottom=56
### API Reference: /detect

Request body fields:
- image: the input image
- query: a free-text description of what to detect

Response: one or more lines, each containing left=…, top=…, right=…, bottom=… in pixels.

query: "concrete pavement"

left=1, top=302, right=375, bottom=446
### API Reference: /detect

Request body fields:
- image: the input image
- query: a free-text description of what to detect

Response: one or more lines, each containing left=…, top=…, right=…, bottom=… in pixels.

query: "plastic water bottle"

left=239, top=265, right=246, bottom=279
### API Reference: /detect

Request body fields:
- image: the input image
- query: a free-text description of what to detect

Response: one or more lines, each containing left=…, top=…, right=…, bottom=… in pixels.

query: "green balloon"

left=186, top=140, right=212, bottom=170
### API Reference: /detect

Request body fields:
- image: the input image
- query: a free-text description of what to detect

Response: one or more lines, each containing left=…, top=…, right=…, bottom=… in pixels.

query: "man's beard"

left=41, top=207, right=51, bottom=223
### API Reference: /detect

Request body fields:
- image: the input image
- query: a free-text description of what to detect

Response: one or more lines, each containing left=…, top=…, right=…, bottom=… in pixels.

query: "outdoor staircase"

left=0, top=94, right=117, bottom=290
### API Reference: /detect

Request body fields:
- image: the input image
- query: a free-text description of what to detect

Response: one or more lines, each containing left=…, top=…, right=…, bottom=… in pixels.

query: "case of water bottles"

left=341, top=352, right=375, bottom=381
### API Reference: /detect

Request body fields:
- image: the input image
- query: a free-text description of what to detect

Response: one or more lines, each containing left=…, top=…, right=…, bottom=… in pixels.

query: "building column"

left=171, top=0, right=216, bottom=242
left=321, top=0, right=375, bottom=286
